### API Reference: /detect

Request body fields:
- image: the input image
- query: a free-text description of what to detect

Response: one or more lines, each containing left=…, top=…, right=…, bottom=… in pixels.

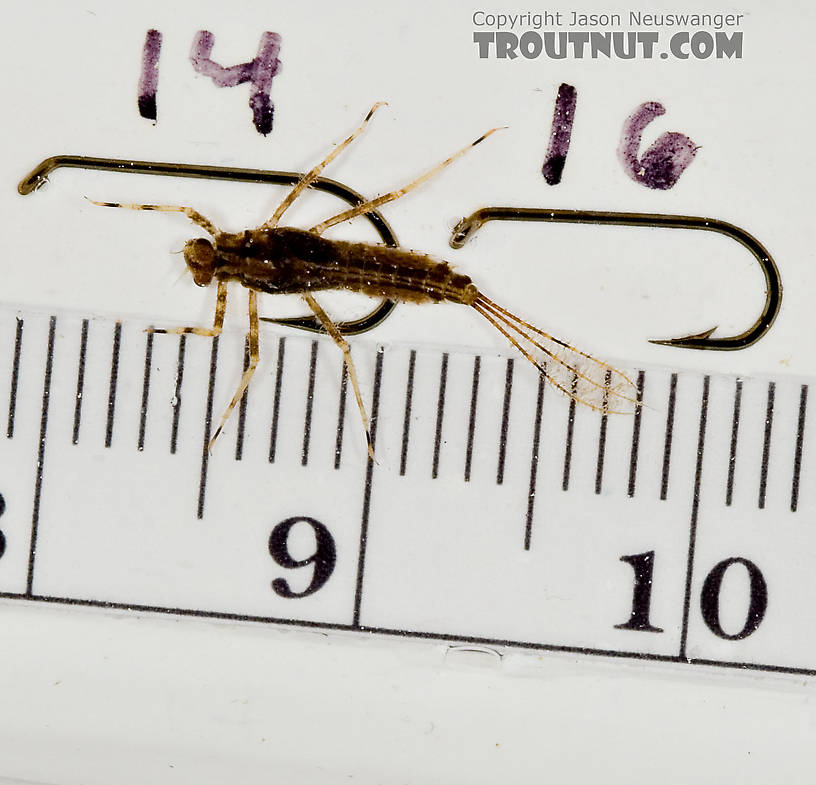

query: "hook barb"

left=450, top=207, right=781, bottom=351
left=649, top=325, right=718, bottom=348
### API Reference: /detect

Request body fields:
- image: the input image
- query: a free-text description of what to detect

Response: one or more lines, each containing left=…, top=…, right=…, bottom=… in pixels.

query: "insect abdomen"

left=224, top=228, right=479, bottom=305
left=320, top=239, right=479, bottom=305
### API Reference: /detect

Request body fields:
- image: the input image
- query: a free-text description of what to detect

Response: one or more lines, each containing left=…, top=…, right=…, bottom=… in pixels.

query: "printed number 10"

left=618, top=551, right=768, bottom=641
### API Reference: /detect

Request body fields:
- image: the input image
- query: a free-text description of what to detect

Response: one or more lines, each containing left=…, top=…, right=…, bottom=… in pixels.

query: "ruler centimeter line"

left=0, top=307, right=813, bottom=677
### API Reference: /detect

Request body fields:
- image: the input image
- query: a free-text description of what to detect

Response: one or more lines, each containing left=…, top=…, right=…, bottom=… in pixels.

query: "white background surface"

left=1, top=1, right=815, bottom=782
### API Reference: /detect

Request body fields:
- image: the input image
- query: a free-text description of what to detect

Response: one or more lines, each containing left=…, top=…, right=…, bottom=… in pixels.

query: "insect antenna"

left=471, top=294, right=640, bottom=413
left=172, top=266, right=192, bottom=286
left=88, top=200, right=220, bottom=236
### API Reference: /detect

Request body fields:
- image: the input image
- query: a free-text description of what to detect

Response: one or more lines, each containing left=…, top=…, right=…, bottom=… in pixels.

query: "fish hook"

left=450, top=207, right=781, bottom=350
left=17, top=154, right=397, bottom=336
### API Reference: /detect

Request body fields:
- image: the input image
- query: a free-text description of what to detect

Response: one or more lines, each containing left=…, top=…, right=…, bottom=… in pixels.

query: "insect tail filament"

left=472, top=294, right=639, bottom=413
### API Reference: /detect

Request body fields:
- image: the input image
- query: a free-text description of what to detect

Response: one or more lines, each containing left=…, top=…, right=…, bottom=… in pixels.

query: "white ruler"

left=0, top=305, right=812, bottom=677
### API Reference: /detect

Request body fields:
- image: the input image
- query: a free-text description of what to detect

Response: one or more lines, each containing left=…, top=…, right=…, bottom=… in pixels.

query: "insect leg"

left=261, top=102, right=387, bottom=231
left=209, top=290, right=260, bottom=449
left=309, top=127, right=504, bottom=235
left=302, top=292, right=374, bottom=460
left=89, top=200, right=219, bottom=236
left=148, top=280, right=228, bottom=336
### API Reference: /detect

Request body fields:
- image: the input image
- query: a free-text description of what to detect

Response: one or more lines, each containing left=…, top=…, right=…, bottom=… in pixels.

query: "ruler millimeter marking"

left=353, top=348, right=384, bottom=628
left=659, top=372, right=678, bottom=501
left=464, top=355, right=481, bottom=483
left=524, top=374, right=545, bottom=551
left=26, top=315, right=56, bottom=596
left=792, top=385, right=809, bottom=512
left=0, top=308, right=814, bottom=678
left=6, top=318, right=23, bottom=439
left=679, top=375, right=710, bottom=661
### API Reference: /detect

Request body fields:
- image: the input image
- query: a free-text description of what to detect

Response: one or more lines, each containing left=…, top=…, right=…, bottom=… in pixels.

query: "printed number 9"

left=268, top=516, right=336, bottom=598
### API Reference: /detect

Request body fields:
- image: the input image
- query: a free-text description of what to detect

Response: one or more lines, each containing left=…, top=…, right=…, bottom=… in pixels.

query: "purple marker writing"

left=542, top=83, right=577, bottom=185
left=618, top=101, right=697, bottom=190
left=137, top=29, right=162, bottom=121
left=190, top=30, right=282, bottom=135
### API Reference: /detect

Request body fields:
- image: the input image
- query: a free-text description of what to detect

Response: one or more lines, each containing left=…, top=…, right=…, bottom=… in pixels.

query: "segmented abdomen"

left=228, top=228, right=479, bottom=305
left=304, top=239, right=479, bottom=305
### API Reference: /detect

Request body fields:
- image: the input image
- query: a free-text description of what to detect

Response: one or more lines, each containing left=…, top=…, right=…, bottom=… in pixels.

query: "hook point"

left=649, top=325, right=718, bottom=348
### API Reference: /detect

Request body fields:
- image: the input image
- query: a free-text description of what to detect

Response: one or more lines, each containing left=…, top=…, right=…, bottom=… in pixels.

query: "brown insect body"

left=187, top=226, right=479, bottom=306
left=92, top=104, right=639, bottom=455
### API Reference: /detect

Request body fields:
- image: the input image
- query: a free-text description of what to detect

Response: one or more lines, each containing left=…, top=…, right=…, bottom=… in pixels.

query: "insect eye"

left=183, top=238, right=216, bottom=286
